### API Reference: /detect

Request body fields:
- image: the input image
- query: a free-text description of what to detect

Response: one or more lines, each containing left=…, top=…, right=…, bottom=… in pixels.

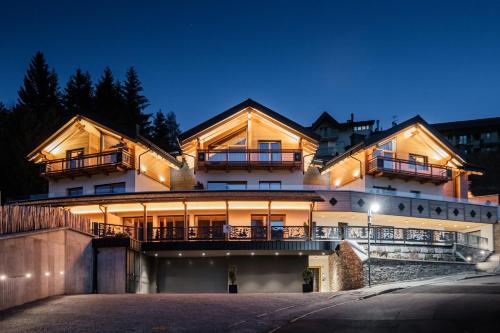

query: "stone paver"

left=0, top=273, right=496, bottom=333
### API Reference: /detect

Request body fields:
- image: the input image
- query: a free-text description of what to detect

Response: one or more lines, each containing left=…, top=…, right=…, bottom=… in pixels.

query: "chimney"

left=350, top=113, right=354, bottom=123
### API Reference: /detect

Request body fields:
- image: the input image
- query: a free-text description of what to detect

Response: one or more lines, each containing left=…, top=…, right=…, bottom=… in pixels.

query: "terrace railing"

left=89, top=223, right=488, bottom=250
left=40, top=149, right=134, bottom=179
left=367, top=156, right=452, bottom=184
left=196, top=149, right=302, bottom=170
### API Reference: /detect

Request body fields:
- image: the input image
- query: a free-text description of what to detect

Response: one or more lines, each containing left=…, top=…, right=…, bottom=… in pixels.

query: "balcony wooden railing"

left=40, top=149, right=134, bottom=179
left=196, top=149, right=303, bottom=170
left=367, top=156, right=452, bottom=184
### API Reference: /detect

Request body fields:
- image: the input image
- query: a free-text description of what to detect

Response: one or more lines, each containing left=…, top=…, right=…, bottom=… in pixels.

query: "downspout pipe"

left=137, top=148, right=150, bottom=174
left=349, top=150, right=363, bottom=179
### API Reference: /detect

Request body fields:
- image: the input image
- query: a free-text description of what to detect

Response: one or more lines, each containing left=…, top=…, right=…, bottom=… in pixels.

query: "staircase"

left=476, top=253, right=500, bottom=273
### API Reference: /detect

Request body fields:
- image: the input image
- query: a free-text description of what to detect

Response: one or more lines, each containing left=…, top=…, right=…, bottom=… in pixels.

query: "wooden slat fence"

left=0, top=205, right=91, bottom=235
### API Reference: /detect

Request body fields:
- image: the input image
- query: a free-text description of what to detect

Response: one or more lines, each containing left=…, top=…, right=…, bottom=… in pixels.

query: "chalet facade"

left=18, top=99, right=498, bottom=293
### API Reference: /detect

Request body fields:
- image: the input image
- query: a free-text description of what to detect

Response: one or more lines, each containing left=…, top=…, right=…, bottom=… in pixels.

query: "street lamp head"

left=370, top=203, right=380, bottom=213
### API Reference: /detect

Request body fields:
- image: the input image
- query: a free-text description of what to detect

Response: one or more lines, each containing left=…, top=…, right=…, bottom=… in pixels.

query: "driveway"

left=1, top=274, right=499, bottom=333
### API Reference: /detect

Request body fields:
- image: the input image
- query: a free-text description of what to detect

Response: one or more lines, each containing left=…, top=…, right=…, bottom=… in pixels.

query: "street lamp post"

left=367, top=202, right=380, bottom=288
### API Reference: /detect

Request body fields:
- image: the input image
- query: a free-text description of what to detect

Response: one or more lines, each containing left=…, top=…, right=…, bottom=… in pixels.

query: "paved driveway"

left=1, top=274, right=499, bottom=333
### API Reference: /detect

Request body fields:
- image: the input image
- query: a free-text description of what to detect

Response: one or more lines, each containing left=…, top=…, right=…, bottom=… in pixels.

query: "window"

left=67, top=187, right=83, bottom=197
left=259, top=141, right=281, bottom=161
left=157, top=216, right=184, bottom=240
left=485, top=132, right=492, bottom=140
left=65, top=148, right=84, bottom=169
left=373, top=185, right=396, bottom=192
left=207, top=181, right=247, bottom=190
left=458, top=135, right=468, bottom=144
left=95, top=182, right=126, bottom=195
left=373, top=139, right=396, bottom=169
left=123, top=216, right=153, bottom=240
left=259, top=181, right=282, bottom=190
left=409, top=153, right=428, bottom=171
left=193, top=215, right=225, bottom=239
left=354, top=125, right=370, bottom=131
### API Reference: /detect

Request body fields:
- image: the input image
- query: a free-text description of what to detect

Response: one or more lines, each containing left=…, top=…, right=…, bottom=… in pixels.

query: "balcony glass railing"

left=196, top=149, right=303, bottom=169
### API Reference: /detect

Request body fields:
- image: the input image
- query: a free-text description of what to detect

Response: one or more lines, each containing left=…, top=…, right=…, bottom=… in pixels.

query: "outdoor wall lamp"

left=367, top=202, right=380, bottom=287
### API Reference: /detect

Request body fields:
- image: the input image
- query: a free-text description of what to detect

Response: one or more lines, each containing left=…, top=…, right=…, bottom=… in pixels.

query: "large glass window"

left=157, top=216, right=184, bottom=240
left=458, top=135, right=468, bottom=144
left=259, top=141, right=281, bottom=162
left=409, top=153, right=429, bottom=171
left=95, top=182, right=126, bottom=194
left=192, top=215, right=225, bottom=239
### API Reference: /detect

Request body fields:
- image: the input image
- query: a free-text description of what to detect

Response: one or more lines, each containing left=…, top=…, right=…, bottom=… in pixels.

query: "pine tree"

left=17, top=51, right=62, bottom=143
left=63, top=69, right=94, bottom=116
left=151, top=110, right=180, bottom=153
left=165, top=111, right=180, bottom=152
left=95, top=67, right=124, bottom=125
left=122, top=67, right=151, bottom=136
left=151, top=110, right=169, bottom=150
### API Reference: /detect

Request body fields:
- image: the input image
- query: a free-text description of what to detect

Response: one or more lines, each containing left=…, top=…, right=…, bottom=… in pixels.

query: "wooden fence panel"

left=0, top=205, right=90, bottom=235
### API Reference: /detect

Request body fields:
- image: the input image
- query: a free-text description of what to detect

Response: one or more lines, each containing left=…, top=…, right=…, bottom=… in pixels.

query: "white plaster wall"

left=365, top=176, right=448, bottom=196
left=48, top=171, right=135, bottom=197
left=196, top=170, right=305, bottom=189
left=135, top=173, right=170, bottom=192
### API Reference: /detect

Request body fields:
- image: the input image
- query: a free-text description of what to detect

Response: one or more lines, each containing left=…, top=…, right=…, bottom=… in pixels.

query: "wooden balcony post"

left=267, top=201, right=272, bottom=241
left=225, top=200, right=229, bottom=241
left=142, top=203, right=148, bottom=241
left=183, top=201, right=188, bottom=241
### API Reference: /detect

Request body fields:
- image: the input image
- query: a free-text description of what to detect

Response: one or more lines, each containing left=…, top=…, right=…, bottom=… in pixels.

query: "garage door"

left=157, top=258, right=228, bottom=293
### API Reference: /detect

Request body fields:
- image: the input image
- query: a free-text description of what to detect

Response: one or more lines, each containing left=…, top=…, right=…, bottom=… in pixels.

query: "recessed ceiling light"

left=26, top=273, right=32, bottom=278
left=45, top=272, right=50, bottom=277
left=226, top=252, right=230, bottom=256
left=178, top=253, right=182, bottom=256
left=202, top=252, right=206, bottom=256
left=275, top=252, right=279, bottom=256
left=0, top=275, right=6, bottom=281
left=154, top=253, right=158, bottom=257
left=322, top=252, right=325, bottom=256
left=250, top=252, right=255, bottom=256
left=298, top=252, right=303, bottom=256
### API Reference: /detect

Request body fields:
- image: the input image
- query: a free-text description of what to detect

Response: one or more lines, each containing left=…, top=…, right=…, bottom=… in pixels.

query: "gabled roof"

left=178, top=98, right=320, bottom=142
left=432, top=117, right=500, bottom=132
left=321, top=115, right=468, bottom=173
left=310, top=111, right=375, bottom=131
left=27, top=114, right=182, bottom=169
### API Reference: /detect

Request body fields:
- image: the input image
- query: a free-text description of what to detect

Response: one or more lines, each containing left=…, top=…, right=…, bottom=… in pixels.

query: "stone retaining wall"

left=364, top=244, right=456, bottom=261
left=363, top=258, right=476, bottom=286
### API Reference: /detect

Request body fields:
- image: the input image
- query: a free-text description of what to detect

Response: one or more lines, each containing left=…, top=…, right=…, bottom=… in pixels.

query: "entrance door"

left=310, top=267, right=320, bottom=292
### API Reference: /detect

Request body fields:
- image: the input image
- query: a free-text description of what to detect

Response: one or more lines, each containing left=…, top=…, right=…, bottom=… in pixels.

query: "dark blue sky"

left=1, top=0, right=499, bottom=131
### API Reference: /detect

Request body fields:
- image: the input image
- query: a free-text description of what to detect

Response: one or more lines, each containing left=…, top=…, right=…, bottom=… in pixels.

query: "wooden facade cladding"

left=40, top=149, right=134, bottom=180
left=315, top=191, right=498, bottom=224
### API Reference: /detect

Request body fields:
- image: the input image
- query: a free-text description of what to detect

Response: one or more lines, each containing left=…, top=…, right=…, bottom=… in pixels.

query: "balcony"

left=40, top=149, right=134, bottom=180
left=196, top=149, right=302, bottom=171
left=91, top=223, right=488, bottom=250
left=367, top=156, right=452, bottom=184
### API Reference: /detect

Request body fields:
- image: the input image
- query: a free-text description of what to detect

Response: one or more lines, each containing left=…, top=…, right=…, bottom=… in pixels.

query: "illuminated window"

left=458, top=135, right=468, bottom=144
left=95, top=182, right=126, bottom=194
left=207, top=181, right=247, bottom=190
left=259, top=181, right=282, bottom=190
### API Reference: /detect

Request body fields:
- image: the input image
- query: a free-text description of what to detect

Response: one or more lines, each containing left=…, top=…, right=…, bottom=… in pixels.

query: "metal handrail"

left=41, top=149, right=134, bottom=173
left=368, top=156, right=452, bottom=180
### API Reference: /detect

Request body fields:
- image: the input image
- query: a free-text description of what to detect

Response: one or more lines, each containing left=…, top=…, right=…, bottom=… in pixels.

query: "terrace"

left=39, top=149, right=134, bottom=180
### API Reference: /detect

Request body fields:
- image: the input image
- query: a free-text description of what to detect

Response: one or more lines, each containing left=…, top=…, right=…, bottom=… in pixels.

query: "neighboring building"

left=16, top=99, right=497, bottom=293
left=310, top=112, right=375, bottom=160
left=432, top=117, right=500, bottom=155
left=432, top=117, right=500, bottom=196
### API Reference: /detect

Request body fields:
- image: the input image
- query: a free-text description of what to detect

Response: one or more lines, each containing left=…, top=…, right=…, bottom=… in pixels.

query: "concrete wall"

left=0, top=228, right=93, bottom=311
left=363, top=258, right=476, bottom=285
left=96, top=247, right=126, bottom=293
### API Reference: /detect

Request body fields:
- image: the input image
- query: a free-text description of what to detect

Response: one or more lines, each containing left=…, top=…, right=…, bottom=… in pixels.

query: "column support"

left=141, top=203, right=148, bottom=241
left=183, top=201, right=188, bottom=241
left=267, top=201, right=272, bottom=240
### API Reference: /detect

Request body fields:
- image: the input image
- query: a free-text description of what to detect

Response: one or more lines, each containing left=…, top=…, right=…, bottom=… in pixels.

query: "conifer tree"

left=151, top=110, right=180, bottom=153
left=63, top=69, right=94, bottom=116
left=164, top=111, right=180, bottom=152
left=122, top=67, right=151, bottom=136
left=95, top=67, right=124, bottom=126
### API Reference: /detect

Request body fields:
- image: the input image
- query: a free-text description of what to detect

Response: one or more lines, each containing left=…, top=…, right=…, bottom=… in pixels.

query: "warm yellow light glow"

left=69, top=205, right=102, bottom=215
left=159, top=176, right=165, bottom=182
left=141, top=166, right=147, bottom=173
left=228, top=201, right=269, bottom=210
left=45, top=272, right=50, bottom=277
left=107, top=203, right=144, bottom=213
left=187, top=201, right=226, bottom=210
left=334, top=179, right=341, bottom=186
left=25, top=273, right=32, bottom=278
left=353, top=170, right=360, bottom=177
left=0, top=275, right=6, bottom=281
left=147, top=202, right=184, bottom=211
left=271, top=201, right=311, bottom=210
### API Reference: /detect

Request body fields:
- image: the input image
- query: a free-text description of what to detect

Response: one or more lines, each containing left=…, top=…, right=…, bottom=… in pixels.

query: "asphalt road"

left=0, top=274, right=499, bottom=333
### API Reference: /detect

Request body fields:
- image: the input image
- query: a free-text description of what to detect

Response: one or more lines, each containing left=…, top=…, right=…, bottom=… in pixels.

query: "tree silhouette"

left=63, top=69, right=94, bottom=116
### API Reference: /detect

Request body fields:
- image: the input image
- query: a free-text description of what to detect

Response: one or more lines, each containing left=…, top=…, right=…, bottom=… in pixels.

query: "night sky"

left=1, top=0, right=499, bottom=131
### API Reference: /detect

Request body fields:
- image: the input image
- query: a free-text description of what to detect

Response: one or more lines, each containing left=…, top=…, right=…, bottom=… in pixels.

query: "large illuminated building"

left=18, top=99, right=497, bottom=293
